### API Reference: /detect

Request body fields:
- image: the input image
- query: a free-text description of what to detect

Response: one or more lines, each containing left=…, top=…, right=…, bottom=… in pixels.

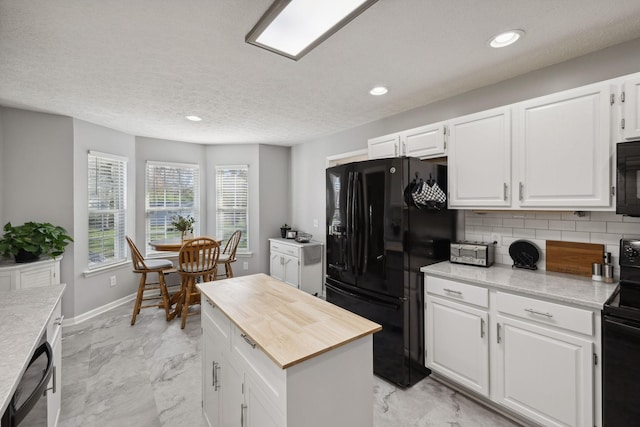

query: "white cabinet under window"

left=621, top=74, right=640, bottom=140
left=514, top=83, right=612, bottom=208
left=447, top=107, right=512, bottom=207
left=0, top=257, right=61, bottom=292
left=269, top=239, right=323, bottom=296
left=368, top=122, right=446, bottom=160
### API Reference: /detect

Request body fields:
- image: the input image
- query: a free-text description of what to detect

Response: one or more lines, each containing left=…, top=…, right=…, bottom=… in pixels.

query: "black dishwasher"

left=603, top=239, right=640, bottom=426
left=1, top=341, right=53, bottom=427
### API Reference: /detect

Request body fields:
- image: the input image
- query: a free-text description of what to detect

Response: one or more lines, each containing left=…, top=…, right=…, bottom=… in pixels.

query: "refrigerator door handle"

left=326, top=283, right=400, bottom=310
left=346, top=171, right=354, bottom=274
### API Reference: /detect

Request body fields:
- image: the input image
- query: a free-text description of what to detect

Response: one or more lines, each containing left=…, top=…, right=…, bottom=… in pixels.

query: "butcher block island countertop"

left=197, top=273, right=381, bottom=369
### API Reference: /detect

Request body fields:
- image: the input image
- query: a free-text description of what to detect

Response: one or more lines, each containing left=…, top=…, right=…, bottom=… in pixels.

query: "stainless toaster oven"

left=450, top=241, right=495, bottom=267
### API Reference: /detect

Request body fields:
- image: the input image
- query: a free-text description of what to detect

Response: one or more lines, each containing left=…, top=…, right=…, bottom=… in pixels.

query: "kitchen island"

left=0, top=284, right=65, bottom=420
left=197, top=273, right=381, bottom=427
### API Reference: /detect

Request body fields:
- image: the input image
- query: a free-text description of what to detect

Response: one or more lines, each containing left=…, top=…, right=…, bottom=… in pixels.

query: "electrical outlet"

left=313, top=218, right=319, bottom=228
left=243, top=262, right=249, bottom=270
left=110, top=275, right=117, bottom=287
left=490, top=233, right=501, bottom=245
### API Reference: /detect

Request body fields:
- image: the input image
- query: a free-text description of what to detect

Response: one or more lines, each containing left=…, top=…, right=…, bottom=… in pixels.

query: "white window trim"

left=87, top=150, right=128, bottom=271
left=145, top=160, right=201, bottom=255
left=216, top=164, right=250, bottom=253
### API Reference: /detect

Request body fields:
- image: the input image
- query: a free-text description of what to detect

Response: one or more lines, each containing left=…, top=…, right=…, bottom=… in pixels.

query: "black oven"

left=616, top=140, right=640, bottom=216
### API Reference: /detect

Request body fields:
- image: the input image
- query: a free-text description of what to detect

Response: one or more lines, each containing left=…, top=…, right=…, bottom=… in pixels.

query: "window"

left=146, top=161, right=200, bottom=253
left=88, top=151, right=127, bottom=269
left=216, top=165, right=249, bottom=252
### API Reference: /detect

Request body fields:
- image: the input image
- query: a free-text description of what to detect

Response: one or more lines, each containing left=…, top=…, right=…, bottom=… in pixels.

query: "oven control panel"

left=621, top=239, right=640, bottom=268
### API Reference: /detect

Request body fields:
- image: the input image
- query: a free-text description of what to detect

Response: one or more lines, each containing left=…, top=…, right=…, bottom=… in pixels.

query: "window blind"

left=146, top=161, right=200, bottom=253
left=88, top=151, right=127, bottom=269
left=216, top=165, right=249, bottom=252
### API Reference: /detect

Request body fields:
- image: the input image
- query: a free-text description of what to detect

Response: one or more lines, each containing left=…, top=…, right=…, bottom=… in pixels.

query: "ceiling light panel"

left=246, top=0, right=378, bottom=60
left=489, top=30, right=524, bottom=48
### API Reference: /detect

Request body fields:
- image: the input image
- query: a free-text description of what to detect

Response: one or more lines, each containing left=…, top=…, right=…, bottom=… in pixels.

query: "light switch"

left=313, top=218, right=319, bottom=228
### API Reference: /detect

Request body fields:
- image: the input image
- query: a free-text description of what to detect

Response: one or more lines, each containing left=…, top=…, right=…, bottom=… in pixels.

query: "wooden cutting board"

left=546, top=240, right=604, bottom=277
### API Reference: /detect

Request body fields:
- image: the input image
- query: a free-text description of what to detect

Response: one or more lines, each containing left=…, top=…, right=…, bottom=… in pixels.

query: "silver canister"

left=603, top=264, right=614, bottom=283
left=592, top=263, right=603, bottom=281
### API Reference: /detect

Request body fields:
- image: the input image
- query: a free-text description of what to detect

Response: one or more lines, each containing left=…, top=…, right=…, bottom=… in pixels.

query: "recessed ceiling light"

left=185, top=115, right=202, bottom=122
left=246, top=0, right=379, bottom=61
left=489, top=30, right=524, bottom=48
left=370, top=86, right=388, bottom=96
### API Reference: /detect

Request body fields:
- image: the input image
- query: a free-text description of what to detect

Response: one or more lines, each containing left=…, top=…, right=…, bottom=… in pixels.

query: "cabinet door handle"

left=519, top=182, right=524, bottom=201
left=45, top=366, right=57, bottom=394
left=524, top=308, right=553, bottom=318
left=206, top=298, right=215, bottom=308
left=497, top=323, right=502, bottom=343
left=443, top=288, right=462, bottom=295
left=504, top=183, right=508, bottom=201
left=241, top=333, right=257, bottom=349
left=480, top=318, right=485, bottom=338
left=241, top=403, right=247, bottom=427
left=55, top=315, right=64, bottom=326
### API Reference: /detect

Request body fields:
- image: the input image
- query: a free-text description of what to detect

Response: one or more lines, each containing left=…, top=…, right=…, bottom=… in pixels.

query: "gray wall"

left=258, top=144, right=291, bottom=273
left=291, top=37, right=640, bottom=242
left=73, top=119, right=137, bottom=317
left=0, top=108, right=75, bottom=314
left=0, top=109, right=4, bottom=226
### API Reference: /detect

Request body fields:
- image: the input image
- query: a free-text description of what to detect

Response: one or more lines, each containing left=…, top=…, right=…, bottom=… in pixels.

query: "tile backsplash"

left=463, top=211, right=640, bottom=276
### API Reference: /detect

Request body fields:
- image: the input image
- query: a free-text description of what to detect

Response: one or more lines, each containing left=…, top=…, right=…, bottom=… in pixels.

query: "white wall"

left=73, top=119, right=137, bottom=317
left=0, top=109, right=4, bottom=226
left=291, top=37, right=640, bottom=247
left=0, top=108, right=75, bottom=314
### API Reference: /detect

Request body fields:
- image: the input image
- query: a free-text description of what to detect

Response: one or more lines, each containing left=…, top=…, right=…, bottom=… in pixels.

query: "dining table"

left=149, top=237, right=223, bottom=252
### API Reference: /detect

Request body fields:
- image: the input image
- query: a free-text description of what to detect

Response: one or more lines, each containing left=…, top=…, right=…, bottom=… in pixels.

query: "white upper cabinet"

left=448, top=107, right=512, bottom=207
left=368, top=122, right=446, bottom=160
left=368, top=133, right=401, bottom=159
left=400, top=123, right=446, bottom=159
left=622, top=74, right=640, bottom=140
left=515, top=83, right=613, bottom=207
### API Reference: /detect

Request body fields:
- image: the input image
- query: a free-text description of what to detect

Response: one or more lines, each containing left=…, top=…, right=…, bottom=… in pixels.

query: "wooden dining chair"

left=216, top=230, right=242, bottom=279
left=176, top=237, right=220, bottom=329
left=126, top=236, right=177, bottom=325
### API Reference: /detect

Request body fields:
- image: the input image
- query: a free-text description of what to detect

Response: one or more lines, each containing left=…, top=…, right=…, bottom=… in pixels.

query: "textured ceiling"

left=1, top=0, right=640, bottom=145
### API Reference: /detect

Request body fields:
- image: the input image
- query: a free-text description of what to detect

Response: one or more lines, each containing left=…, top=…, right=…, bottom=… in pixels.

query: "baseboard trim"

left=63, top=292, right=137, bottom=327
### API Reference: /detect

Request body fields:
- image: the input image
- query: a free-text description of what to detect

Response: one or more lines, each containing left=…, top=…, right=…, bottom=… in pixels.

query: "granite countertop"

left=0, top=284, right=65, bottom=414
left=421, top=262, right=616, bottom=310
left=197, top=273, right=380, bottom=369
left=269, top=237, right=323, bottom=247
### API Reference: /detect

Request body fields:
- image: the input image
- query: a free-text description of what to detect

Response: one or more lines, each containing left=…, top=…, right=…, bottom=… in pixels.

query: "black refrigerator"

left=325, top=157, right=456, bottom=387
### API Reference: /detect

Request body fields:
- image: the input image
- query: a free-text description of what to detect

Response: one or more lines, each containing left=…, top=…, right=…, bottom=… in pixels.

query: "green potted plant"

left=0, top=221, right=73, bottom=263
left=170, top=214, right=196, bottom=241
left=280, top=223, right=291, bottom=238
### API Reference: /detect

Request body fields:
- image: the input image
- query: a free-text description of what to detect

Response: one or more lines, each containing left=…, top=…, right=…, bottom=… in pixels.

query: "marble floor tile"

left=60, top=300, right=522, bottom=427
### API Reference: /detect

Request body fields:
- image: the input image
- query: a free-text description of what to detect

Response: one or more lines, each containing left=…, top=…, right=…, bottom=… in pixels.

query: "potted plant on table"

left=170, top=215, right=196, bottom=241
left=0, top=221, right=73, bottom=263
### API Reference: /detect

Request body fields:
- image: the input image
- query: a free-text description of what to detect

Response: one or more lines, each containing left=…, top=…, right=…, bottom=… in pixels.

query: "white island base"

left=199, top=274, right=380, bottom=427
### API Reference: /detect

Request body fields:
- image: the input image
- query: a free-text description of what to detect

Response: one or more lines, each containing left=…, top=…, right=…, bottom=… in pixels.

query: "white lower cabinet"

left=202, top=296, right=372, bottom=427
left=0, top=257, right=61, bottom=292
left=425, top=275, right=600, bottom=427
left=494, top=315, right=593, bottom=427
left=269, top=239, right=323, bottom=296
left=426, top=295, right=489, bottom=396
left=45, top=298, right=63, bottom=427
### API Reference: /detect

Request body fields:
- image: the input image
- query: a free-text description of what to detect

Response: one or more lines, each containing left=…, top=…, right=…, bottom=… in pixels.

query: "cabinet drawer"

left=426, top=276, right=488, bottom=308
left=496, top=292, right=593, bottom=336
left=231, top=325, right=286, bottom=410
left=202, top=297, right=231, bottom=348
left=47, top=299, right=63, bottom=343
left=270, top=241, right=300, bottom=257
